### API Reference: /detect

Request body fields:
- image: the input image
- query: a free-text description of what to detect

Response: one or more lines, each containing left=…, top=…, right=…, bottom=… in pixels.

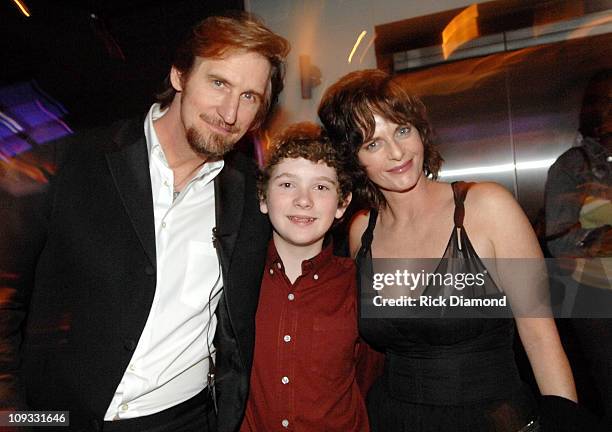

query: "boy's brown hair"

left=258, top=122, right=352, bottom=206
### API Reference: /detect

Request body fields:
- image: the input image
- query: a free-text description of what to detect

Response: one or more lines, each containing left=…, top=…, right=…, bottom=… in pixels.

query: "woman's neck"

left=380, top=176, right=434, bottom=226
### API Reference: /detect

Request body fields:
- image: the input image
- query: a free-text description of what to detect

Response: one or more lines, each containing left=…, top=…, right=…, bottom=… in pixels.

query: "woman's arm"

left=467, top=182, right=577, bottom=402
left=515, top=318, right=576, bottom=401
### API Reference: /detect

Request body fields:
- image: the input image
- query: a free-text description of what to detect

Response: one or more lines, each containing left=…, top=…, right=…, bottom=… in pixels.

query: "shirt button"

left=277, top=262, right=282, bottom=269
left=282, top=419, right=289, bottom=428
left=161, top=221, right=167, bottom=228
left=281, top=376, right=289, bottom=384
left=121, top=404, right=129, bottom=411
left=313, top=274, right=319, bottom=280
left=607, top=155, right=612, bottom=162
left=269, top=268, right=274, bottom=275
left=129, top=364, right=136, bottom=371
left=283, top=335, right=291, bottom=342
left=287, top=293, right=295, bottom=301
left=163, top=180, right=169, bottom=186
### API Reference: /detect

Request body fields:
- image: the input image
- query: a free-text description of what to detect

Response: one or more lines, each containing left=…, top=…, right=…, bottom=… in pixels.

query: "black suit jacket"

left=0, top=117, right=270, bottom=431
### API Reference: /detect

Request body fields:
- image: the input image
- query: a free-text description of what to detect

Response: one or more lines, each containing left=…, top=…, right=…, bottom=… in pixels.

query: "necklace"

left=173, top=162, right=204, bottom=199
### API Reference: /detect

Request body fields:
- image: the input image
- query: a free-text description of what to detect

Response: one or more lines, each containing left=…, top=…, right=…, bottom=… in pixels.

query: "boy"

left=240, top=122, right=371, bottom=431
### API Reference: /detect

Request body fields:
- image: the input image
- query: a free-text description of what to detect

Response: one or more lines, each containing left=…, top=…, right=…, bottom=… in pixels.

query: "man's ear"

left=170, top=66, right=184, bottom=92
left=335, top=192, right=352, bottom=219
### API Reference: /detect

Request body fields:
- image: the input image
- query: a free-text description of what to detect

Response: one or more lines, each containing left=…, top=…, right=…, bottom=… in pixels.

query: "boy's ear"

left=335, top=192, right=352, bottom=219
left=259, top=197, right=269, bottom=215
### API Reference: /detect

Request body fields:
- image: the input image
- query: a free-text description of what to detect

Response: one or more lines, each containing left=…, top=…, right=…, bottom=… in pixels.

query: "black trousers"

left=569, top=318, right=612, bottom=430
left=101, top=389, right=216, bottom=432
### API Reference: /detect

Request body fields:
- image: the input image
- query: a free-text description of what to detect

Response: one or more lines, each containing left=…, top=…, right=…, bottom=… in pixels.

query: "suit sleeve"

left=0, top=145, right=60, bottom=408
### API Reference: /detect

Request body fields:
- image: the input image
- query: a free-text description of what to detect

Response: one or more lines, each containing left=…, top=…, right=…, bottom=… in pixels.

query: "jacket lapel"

left=105, top=119, right=157, bottom=266
left=214, top=159, right=245, bottom=267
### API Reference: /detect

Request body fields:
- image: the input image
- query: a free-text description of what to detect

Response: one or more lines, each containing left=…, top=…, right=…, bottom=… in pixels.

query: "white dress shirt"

left=104, top=104, right=224, bottom=420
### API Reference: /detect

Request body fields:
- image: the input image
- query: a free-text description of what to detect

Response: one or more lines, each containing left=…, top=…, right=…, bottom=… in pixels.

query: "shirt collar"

left=266, top=238, right=334, bottom=276
left=144, top=103, right=166, bottom=160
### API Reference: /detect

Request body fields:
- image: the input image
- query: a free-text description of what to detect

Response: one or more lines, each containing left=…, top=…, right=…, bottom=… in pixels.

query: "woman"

left=318, top=69, right=579, bottom=432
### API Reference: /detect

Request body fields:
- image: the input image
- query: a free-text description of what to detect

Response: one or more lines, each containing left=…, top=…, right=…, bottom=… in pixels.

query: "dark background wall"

left=1, top=0, right=244, bottom=129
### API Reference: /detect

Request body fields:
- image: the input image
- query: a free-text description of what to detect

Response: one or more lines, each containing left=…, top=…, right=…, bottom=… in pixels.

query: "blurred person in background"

left=545, top=69, right=612, bottom=429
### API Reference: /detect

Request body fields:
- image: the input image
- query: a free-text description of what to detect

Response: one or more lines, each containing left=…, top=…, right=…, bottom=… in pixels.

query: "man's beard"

left=186, top=127, right=235, bottom=159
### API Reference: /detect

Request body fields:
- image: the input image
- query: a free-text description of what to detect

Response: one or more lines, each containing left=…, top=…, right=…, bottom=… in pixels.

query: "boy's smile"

left=287, top=215, right=316, bottom=224
left=260, top=157, right=349, bottom=257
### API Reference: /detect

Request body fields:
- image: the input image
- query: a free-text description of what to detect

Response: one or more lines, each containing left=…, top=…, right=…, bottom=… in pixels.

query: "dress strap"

left=361, top=208, right=379, bottom=251
left=451, top=181, right=474, bottom=227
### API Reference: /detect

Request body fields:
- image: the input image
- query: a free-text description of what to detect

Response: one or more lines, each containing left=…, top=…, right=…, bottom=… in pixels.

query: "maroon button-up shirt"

left=240, top=240, right=370, bottom=431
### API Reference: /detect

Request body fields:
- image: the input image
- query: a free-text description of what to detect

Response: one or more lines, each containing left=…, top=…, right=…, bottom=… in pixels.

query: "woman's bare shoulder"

left=464, top=182, right=522, bottom=219
left=466, top=181, right=515, bottom=204
left=464, top=182, right=540, bottom=257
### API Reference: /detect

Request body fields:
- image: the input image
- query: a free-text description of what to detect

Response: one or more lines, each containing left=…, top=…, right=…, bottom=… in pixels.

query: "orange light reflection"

left=12, top=0, right=31, bottom=17
left=395, top=45, right=545, bottom=97
left=348, top=30, right=367, bottom=63
left=442, top=4, right=479, bottom=59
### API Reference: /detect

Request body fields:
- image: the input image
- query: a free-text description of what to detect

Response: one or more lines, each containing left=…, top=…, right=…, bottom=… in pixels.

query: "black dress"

left=358, top=182, right=538, bottom=431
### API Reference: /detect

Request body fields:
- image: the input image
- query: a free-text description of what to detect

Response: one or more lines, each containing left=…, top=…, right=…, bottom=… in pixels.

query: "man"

left=546, top=70, right=612, bottom=262
left=0, top=13, right=289, bottom=432
left=545, top=69, right=612, bottom=430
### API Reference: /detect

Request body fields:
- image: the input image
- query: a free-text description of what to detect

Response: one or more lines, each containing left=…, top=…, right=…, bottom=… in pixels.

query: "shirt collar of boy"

left=266, top=238, right=334, bottom=278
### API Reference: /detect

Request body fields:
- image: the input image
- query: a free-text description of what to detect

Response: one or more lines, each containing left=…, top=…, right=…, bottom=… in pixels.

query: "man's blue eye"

left=242, top=92, right=258, bottom=104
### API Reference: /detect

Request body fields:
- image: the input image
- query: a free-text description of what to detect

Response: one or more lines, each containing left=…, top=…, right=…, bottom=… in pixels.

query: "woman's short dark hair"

left=258, top=122, right=352, bottom=206
left=318, top=69, right=443, bottom=208
left=156, top=12, right=290, bottom=129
